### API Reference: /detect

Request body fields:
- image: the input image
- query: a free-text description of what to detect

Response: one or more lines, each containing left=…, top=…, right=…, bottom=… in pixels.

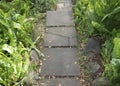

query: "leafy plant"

left=74, top=0, right=120, bottom=85
left=30, top=0, right=57, bottom=14
left=0, top=0, right=34, bottom=85
left=102, top=39, right=113, bottom=63
left=112, top=38, right=120, bottom=59
left=74, top=0, right=120, bottom=37
left=103, top=58, right=120, bottom=86
left=0, top=44, right=30, bottom=86
left=0, top=0, right=57, bottom=85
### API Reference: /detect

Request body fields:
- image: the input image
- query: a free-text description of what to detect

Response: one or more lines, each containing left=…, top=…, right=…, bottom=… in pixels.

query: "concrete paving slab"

left=40, top=48, right=80, bottom=76
left=44, top=33, right=69, bottom=46
left=46, top=11, right=74, bottom=26
left=40, top=78, right=82, bottom=86
left=57, top=3, right=73, bottom=12
left=45, top=27, right=76, bottom=38
left=57, top=3, right=64, bottom=9
left=44, top=32, right=77, bottom=46
left=69, top=37, right=78, bottom=46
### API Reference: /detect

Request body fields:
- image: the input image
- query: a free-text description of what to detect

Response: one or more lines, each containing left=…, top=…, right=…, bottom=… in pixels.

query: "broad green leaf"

left=13, top=22, right=22, bottom=29
left=112, top=38, right=120, bottom=59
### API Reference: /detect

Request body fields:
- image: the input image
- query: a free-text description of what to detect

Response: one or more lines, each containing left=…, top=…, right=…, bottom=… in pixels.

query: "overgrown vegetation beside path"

left=0, top=0, right=57, bottom=85
left=73, top=0, right=120, bottom=86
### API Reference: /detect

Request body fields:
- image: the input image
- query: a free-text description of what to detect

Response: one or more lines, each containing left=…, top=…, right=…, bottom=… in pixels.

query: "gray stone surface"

left=57, top=3, right=73, bottom=12
left=45, top=27, right=76, bottom=38
left=69, top=37, right=77, bottom=46
left=44, top=27, right=77, bottom=46
left=83, top=38, right=101, bottom=55
left=46, top=11, right=74, bottom=26
left=40, top=48, right=80, bottom=76
left=44, top=33, right=69, bottom=46
left=82, top=38, right=101, bottom=60
left=24, top=70, right=39, bottom=86
left=87, top=62, right=100, bottom=74
left=92, top=77, right=109, bottom=86
left=40, top=78, right=82, bottom=86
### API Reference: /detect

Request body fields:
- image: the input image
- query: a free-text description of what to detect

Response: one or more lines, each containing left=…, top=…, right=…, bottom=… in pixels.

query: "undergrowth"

left=73, top=0, right=120, bottom=85
left=0, top=0, right=57, bottom=85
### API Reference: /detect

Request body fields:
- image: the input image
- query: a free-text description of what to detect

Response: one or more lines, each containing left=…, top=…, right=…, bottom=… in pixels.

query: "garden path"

left=40, top=0, right=82, bottom=85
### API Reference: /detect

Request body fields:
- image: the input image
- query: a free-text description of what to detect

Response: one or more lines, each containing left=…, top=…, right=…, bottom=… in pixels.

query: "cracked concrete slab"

left=45, top=27, right=76, bottom=38
left=40, top=48, right=80, bottom=76
left=46, top=11, right=74, bottom=26
left=44, top=32, right=77, bottom=46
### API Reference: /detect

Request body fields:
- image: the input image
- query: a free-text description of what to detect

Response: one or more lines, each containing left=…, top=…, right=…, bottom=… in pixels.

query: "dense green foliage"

left=0, top=0, right=33, bottom=85
left=75, top=0, right=120, bottom=36
left=0, top=0, right=57, bottom=85
left=74, top=0, right=120, bottom=85
left=31, top=0, right=57, bottom=14
left=103, top=38, right=120, bottom=86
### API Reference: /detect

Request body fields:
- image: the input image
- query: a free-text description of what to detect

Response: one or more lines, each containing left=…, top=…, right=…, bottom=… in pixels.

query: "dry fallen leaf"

left=80, top=43, right=85, bottom=48
left=52, top=76, right=55, bottom=79
left=48, top=46, right=52, bottom=48
left=49, top=41, right=52, bottom=43
left=74, top=61, right=78, bottom=64
left=40, top=83, right=45, bottom=86
left=80, top=79, right=85, bottom=82
left=39, top=68, right=41, bottom=73
left=76, top=77, right=79, bottom=80
left=40, top=60, right=43, bottom=66
left=47, top=56, right=50, bottom=58
left=58, top=83, right=62, bottom=86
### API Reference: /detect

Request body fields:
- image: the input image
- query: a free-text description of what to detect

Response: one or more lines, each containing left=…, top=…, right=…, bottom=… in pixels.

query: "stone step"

left=46, top=11, right=75, bottom=27
left=40, top=78, right=82, bottom=86
left=40, top=48, right=80, bottom=76
left=57, top=2, right=73, bottom=12
left=44, top=27, right=77, bottom=47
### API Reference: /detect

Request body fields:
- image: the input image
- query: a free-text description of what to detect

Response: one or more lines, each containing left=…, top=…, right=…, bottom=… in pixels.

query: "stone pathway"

left=40, top=0, right=82, bottom=86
